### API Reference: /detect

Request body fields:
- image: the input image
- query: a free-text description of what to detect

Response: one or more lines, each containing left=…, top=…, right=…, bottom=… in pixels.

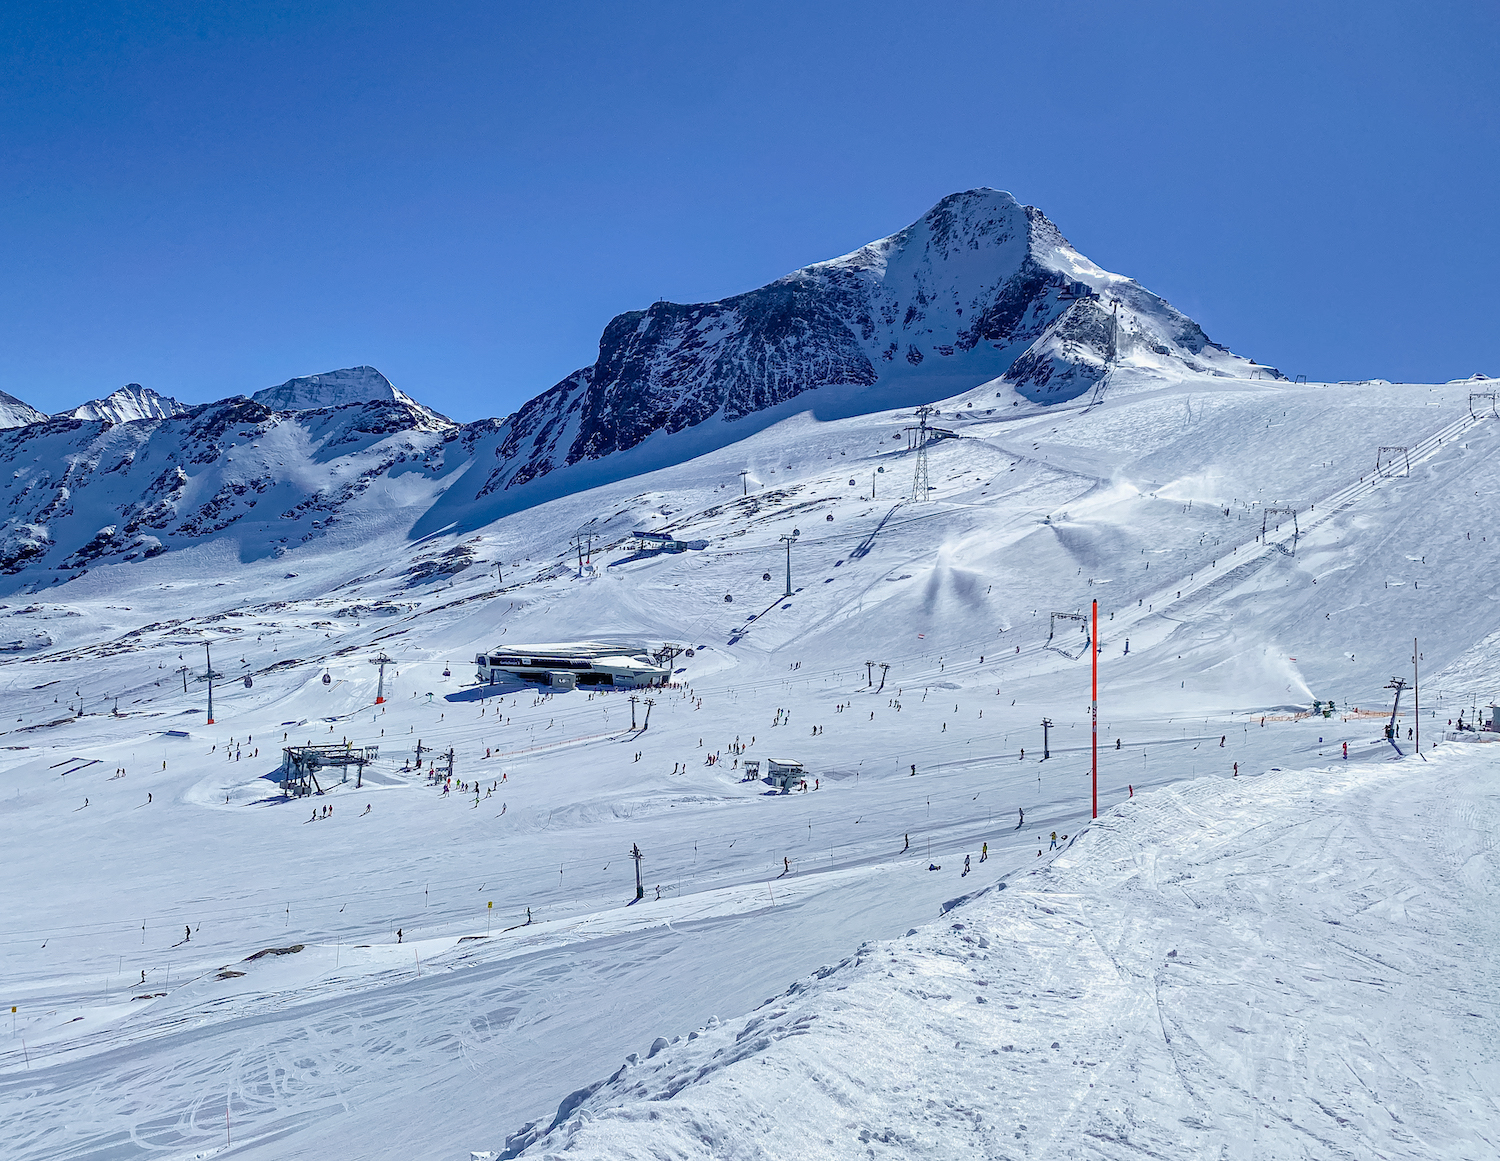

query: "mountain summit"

left=472, top=189, right=1274, bottom=504
left=69, top=384, right=187, bottom=424
left=0, top=389, right=47, bottom=430
left=251, top=366, right=442, bottom=418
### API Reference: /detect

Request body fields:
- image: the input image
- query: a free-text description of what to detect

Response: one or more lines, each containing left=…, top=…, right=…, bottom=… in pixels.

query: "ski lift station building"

left=474, top=642, right=672, bottom=690
left=764, top=758, right=806, bottom=791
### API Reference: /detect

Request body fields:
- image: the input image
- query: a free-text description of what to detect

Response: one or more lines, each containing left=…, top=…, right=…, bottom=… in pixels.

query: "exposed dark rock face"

left=473, top=189, right=1272, bottom=500
left=0, top=189, right=1276, bottom=582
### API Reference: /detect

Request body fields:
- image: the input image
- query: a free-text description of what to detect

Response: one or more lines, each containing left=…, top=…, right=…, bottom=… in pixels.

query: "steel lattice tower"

left=909, top=405, right=934, bottom=503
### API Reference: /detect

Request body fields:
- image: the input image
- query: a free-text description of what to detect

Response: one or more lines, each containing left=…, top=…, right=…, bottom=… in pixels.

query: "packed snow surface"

left=1, top=367, right=1498, bottom=1160
left=510, top=749, right=1500, bottom=1160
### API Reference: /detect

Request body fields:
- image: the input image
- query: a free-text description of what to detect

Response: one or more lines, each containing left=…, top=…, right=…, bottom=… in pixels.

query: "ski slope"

left=2, top=369, right=1498, bottom=1159
left=506, top=746, right=1500, bottom=1160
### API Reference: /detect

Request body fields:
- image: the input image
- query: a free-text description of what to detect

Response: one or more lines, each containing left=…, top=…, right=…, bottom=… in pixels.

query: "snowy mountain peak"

left=457, top=188, right=1275, bottom=513
left=69, top=384, right=187, bottom=424
left=251, top=366, right=442, bottom=418
left=0, top=388, right=47, bottom=430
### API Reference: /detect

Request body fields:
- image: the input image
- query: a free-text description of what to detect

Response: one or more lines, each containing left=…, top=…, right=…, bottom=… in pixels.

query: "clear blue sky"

left=3, top=1, right=1496, bottom=420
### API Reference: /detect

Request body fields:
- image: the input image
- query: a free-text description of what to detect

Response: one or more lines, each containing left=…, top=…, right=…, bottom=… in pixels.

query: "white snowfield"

left=509, top=749, right=1500, bottom=1160
left=1, top=368, right=1498, bottom=1159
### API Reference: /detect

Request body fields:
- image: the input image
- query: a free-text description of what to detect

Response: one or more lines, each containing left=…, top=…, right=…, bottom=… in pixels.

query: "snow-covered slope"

left=503, top=750, right=1499, bottom=1160
left=466, top=189, right=1272, bottom=513
left=252, top=365, right=444, bottom=419
left=0, top=390, right=458, bottom=577
left=0, top=194, right=1278, bottom=575
left=0, top=387, right=46, bottom=429
left=2, top=369, right=1499, bottom=1160
left=68, top=383, right=187, bottom=423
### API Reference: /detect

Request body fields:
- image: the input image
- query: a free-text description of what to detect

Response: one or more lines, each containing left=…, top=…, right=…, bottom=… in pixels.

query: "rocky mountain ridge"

left=68, top=384, right=188, bottom=424
left=469, top=189, right=1275, bottom=506
left=0, top=189, right=1278, bottom=586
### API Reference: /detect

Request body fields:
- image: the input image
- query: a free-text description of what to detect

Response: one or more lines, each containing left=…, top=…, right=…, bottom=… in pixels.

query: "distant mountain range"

left=0, top=189, right=1278, bottom=586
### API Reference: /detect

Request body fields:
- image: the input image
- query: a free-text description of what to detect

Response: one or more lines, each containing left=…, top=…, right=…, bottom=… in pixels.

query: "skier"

left=1342, top=741, right=1348, bottom=759
left=148, top=793, right=152, bottom=803
left=397, top=928, right=403, bottom=943
left=783, top=856, right=790, bottom=875
left=903, top=833, right=909, bottom=851
left=1016, top=808, right=1024, bottom=829
left=184, top=925, right=191, bottom=943
left=981, top=842, right=988, bottom=862
left=1233, top=762, right=1239, bottom=777
left=1128, top=784, right=1133, bottom=797
left=963, top=854, right=971, bottom=877
left=910, top=764, right=916, bottom=776
left=1049, top=831, right=1057, bottom=850
left=1219, top=735, right=1225, bottom=747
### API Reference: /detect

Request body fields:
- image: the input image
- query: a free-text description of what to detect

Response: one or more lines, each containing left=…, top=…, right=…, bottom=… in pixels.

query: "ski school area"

left=2, top=371, right=1500, bottom=1157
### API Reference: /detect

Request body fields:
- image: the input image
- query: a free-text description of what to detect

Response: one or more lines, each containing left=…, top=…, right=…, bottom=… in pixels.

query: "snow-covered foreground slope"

left=1, top=370, right=1499, bottom=1159
left=507, top=747, right=1500, bottom=1160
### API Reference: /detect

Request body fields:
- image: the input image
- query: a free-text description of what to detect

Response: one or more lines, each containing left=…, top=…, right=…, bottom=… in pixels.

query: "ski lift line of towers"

left=166, top=389, right=1494, bottom=767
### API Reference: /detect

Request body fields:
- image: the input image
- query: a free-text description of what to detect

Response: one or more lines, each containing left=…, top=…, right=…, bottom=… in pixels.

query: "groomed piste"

left=503, top=746, right=1500, bottom=1160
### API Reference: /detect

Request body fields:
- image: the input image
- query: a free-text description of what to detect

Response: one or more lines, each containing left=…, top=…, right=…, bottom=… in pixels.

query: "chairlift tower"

left=370, top=653, right=393, bottom=704
left=1384, top=676, right=1409, bottom=749
left=779, top=532, right=798, bottom=596
left=204, top=641, right=216, bottom=725
left=906, top=406, right=936, bottom=503
left=1040, top=717, right=1053, bottom=761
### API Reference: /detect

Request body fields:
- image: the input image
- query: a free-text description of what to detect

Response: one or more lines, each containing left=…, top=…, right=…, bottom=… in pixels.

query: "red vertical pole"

left=1091, top=599, right=1098, bottom=819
